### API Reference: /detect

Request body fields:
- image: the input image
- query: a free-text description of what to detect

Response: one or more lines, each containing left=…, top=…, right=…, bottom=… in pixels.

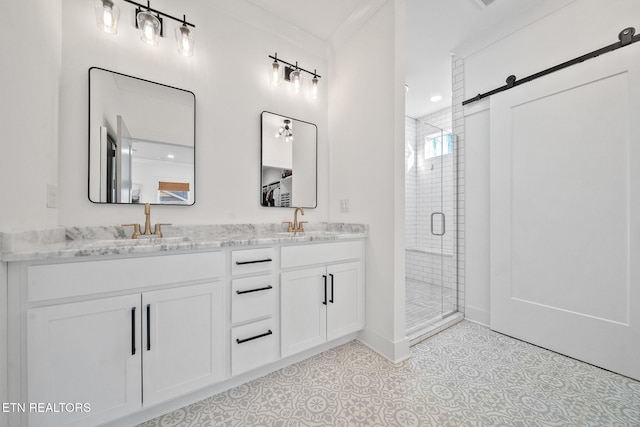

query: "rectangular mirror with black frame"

left=88, top=67, right=196, bottom=205
left=261, top=111, right=317, bottom=208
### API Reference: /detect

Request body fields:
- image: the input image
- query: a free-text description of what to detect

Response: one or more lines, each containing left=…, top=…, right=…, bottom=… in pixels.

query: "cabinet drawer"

left=281, top=241, right=362, bottom=269
left=28, top=252, right=224, bottom=302
left=231, top=247, right=275, bottom=275
left=231, top=319, right=278, bottom=376
left=232, top=275, right=276, bottom=324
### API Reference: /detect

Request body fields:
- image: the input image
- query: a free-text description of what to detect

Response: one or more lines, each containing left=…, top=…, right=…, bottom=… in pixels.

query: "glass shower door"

left=405, top=121, right=457, bottom=337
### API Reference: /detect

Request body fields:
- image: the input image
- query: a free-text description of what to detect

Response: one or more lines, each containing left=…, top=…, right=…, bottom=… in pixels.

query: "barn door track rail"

left=462, top=27, right=640, bottom=106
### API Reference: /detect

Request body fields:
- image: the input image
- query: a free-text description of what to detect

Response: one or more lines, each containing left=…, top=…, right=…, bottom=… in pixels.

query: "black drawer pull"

left=236, top=285, right=273, bottom=295
left=131, top=307, right=136, bottom=355
left=235, top=258, right=272, bottom=265
left=322, top=275, right=327, bottom=305
left=146, top=304, right=151, bottom=351
left=236, top=330, right=273, bottom=344
left=329, top=274, right=335, bottom=303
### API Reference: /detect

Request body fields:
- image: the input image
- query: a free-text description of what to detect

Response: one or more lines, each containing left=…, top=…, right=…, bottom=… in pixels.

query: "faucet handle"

left=298, top=221, right=308, bottom=232
left=153, top=223, right=172, bottom=238
left=282, top=221, right=293, bottom=232
left=122, top=224, right=141, bottom=239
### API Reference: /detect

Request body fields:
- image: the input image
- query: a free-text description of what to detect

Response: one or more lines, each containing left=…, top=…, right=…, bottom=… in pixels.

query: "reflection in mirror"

left=89, top=67, right=195, bottom=205
left=261, top=112, right=317, bottom=208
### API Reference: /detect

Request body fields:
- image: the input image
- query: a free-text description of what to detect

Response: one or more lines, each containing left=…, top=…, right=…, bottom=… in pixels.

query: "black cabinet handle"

left=236, top=330, right=273, bottom=344
left=236, top=285, right=273, bottom=295
left=322, top=275, right=327, bottom=305
left=329, top=274, right=334, bottom=303
left=131, top=307, right=136, bottom=355
left=146, top=304, right=151, bottom=351
left=235, top=258, right=272, bottom=265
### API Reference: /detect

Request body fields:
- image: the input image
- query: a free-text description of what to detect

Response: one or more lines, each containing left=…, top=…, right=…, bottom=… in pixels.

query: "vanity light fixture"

left=95, top=0, right=120, bottom=34
left=268, top=53, right=321, bottom=99
left=276, top=119, right=293, bottom=143
left=97, top=0, right=197, bottom=55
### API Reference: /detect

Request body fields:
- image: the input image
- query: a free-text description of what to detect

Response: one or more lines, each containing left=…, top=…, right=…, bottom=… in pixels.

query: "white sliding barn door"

left=490, top=43, right=640, bottom=380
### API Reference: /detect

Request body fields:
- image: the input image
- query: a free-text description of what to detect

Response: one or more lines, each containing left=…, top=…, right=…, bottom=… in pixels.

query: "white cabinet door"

left=142, top=282, right=224, bottom=405
left=28, top=294, right=142, bottom=427
left=281, top=267, right=327, bottom=358
left=327, top=262, right=363, bottom=341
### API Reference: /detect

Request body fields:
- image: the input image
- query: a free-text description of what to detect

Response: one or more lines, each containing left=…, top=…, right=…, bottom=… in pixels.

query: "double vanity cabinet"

left=3, top=226, right=366, bottom=426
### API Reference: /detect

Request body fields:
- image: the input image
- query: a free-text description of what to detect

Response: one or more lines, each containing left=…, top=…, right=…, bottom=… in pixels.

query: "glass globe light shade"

left=137, top=10, right=161, bottom=46
left=270, top=61, right=282, bottom=86
left=310, top=76, right=319, bottom=99
left=95, top=0, right=120, bottom=34
left=290, top=69, right=302, bottom=94
left=175, top=24, right=194, bottom=56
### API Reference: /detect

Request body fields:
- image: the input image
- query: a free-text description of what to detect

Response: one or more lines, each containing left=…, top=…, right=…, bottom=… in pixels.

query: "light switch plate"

left=340, top=199, right=349, bottom=213
left=47, top=184, right=58, bottom=208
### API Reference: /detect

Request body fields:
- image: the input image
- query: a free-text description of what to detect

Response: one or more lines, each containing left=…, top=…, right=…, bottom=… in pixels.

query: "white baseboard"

left=357, top=327, right=410, bottom=364
left=464, top=305, right=490, bottom=327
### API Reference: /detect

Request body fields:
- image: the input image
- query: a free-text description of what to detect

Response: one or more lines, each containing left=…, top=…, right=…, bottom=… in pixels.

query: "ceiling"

left=244, top=0, right=575, bottom=119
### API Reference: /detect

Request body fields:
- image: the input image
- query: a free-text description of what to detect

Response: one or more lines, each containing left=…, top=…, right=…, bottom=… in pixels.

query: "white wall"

left=0, top=0, right=61, bottom=231
left=57, top=0, right=329, bottom=228
left=0, top=3, right=60, bottom=419
left=463, top=105, right=490, bottom=325
left=459, top=0, right=640, bottom=325
left=329, top=0, right=409, bottom=362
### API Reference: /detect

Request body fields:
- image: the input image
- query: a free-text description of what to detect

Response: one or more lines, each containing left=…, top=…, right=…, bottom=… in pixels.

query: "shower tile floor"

left=137, top=321, right=640, bottom=426
left=405, top=279, right=456, bottom=331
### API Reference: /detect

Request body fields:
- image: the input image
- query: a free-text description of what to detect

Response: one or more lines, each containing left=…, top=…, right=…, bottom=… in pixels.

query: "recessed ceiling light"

left=430, top=95, right=442, bottom=102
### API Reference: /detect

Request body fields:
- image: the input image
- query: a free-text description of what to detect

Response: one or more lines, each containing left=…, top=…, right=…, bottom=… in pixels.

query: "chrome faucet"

left=283, top=207, right=307, bottom=232
left=123, top=203, right=171, bottom=239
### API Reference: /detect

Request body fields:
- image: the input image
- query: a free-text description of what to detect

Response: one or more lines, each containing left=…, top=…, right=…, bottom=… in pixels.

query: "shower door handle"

left=431, top=212, right=446, bottom=236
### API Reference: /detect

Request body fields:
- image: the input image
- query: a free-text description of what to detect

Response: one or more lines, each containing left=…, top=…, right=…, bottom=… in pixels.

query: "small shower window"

left=425, top=132, right=453, bottom=159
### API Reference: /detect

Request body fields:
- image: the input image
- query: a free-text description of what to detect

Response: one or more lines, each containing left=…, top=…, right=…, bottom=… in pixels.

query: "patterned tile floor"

left=405, top=279, right=456, bottom=331
left=138, top=321, right=640, bottom=427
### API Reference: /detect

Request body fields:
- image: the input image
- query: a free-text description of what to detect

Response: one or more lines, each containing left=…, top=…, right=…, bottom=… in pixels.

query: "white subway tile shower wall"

left=405, top=116, right=418, bottom=249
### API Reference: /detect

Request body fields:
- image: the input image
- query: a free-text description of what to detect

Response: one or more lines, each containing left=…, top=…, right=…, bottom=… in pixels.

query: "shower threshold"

left=407, top=311, right=464, bottom=346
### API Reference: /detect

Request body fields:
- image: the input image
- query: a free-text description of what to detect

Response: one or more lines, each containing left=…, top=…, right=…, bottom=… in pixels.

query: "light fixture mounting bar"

left=268, top=54, right=321, bottom=78
left=123, top=0, right=195, bottom=27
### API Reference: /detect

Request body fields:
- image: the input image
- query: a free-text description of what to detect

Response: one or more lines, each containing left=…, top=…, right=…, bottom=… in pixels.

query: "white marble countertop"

left=0, top=223, right=368, bottom=262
